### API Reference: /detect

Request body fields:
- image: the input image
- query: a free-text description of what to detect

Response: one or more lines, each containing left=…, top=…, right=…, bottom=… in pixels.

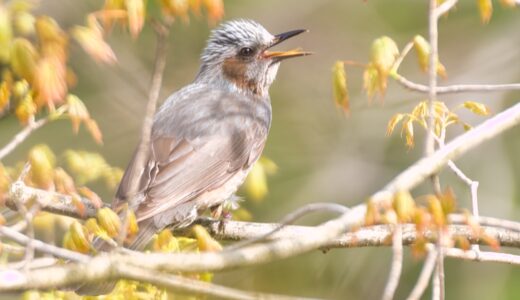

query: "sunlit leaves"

left=363, top=36, right=399, bottom=99
left=193, top=225, right=223, bottom=252
left=243, top=156, right=277, bottom=202
left=0, top=81, right=10, bottom=113
left=153, top=229, right=180, bottom=252
left=462, top=100, right=491, bottom=116
left=413, top=35, right=447, bottom=78
left=387, top=100, right=490, bottom=148
left=63, top=150, right=122, bottom=188
left=0, top=5, right=13, bottom=63
left=71, top=25, right=117, bottom=65
left=66, top=94, right=103, bottom=144
left=477, top=0, right=493, bottom=23
left=393, top=190, right=416, bottom=223
left=0, top=163, right=11, bottom=202
left=11, top=38, right=38, bottom=82
left=363, top=63, right=382, bottom=100
left=63, top=221, right=91, bottom=253
left=28, top=144, right=56, bottom=190
left=371, top=36, right=399, bottom=78
left=332, top=61, right=349, bottom=115
left=97, top=207, right=122, bottom=238
left=125, top=0, right=145, bottom=38
left=202, top=0, right=225, bottom=24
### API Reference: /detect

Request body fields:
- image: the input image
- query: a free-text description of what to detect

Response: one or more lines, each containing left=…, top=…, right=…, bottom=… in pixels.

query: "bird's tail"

left=74, top=219, right=157, bottom=296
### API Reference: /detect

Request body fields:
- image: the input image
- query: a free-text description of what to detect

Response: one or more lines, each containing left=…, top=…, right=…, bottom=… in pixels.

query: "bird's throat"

left=222, top=57, right=265, bottom=97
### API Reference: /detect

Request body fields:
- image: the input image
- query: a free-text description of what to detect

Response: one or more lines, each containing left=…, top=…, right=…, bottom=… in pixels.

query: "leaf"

left=63, top=150, right=109, bottom=185
left=71, top=25, right=117, bottom=64
left=153, top=229, right=180, bottom=252
left=477, top=0, right=493, bottom=24
left=192, top=225, right=222, bottom=252
left=69, top=221, right=91, bottom=253
left=499, top=0, right=517, bottom=7
left=34, top=56, right=67, bottom=108
left=463, top=101, right=490, bottom=116
left=386, top=113, right=404, bottom=136
left=243, top=160, right=268, bottom=202
left=11, top=38, right=39, bottom=83
left=332, top=61, right=349, bottom=115
left=125, top=0, right=145, bottom=38
left=78, top=186, right=103, bottom=209
left=0, top=81, right=10, bottom=113
left=97, top=207, right=121, bottom=238
left=363, top=63, right=381, bottom=100
left=161, top=0, right=190, bottom=20
left=402, top=117, right=415, bottom=148
left=85, top=119, right=103, bottom=144
left=54, top=167, right=77, bottom=195
left=258, top=156, right=278, bottom=175
left=28, top=144, right=56, bottom=190
left=0, top=5, right=13, bottom=63
left=202, top=0, right=224, bottom=24
left=66, top=94, right=89, bottom=133
left=413, top=35, right=447, bottom=78
left=365, top=199, right=380, bottom=226
left=427, top=195, right=445, bottom=227
left=13, top=11, right=35, bottom=36
left=370, top=36, right=399, bottom=77
left=393, top=190, right=416, bottom=223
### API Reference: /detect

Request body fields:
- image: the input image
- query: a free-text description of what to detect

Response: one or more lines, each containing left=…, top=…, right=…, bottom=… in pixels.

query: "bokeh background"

left=1, top=1, right=520, bottom=299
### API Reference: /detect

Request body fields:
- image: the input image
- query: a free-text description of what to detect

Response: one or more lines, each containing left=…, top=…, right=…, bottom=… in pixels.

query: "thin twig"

left=225, top=203, right=349, bottom=251
left=0, top=118, right=49, bottom=161
left=0, top=225, right=89, bottom=263
left=125, top=21, right=171, bottom=208
left=435, top=0, right=459, bottom=18
left=117, top=264, right=320, bottom=300
left=392, top=74, right=520, bottom=95
left=406, top=249, right=438, bottom=300
left=382, top=225, right=403, bottom=300
left=425, top=0, right=438, bottom=157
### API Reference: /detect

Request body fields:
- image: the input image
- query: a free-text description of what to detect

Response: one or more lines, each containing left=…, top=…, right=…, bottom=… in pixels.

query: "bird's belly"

left=194, top=166, right=251, bottom=211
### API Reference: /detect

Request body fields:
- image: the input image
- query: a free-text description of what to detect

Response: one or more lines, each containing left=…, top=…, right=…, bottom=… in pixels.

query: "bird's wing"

left=113, top=87, right=269, bottom=222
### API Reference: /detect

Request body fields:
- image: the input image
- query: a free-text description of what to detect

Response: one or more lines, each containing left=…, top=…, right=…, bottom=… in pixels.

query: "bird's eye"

left=239, top=47, right=255, bottom=57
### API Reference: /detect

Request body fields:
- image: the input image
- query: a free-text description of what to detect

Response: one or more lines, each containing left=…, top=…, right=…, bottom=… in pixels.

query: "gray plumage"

left=77, top=19, right=308, bottom=295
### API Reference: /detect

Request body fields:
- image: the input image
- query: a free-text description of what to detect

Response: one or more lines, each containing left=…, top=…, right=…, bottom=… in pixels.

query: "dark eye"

left=239, top=47, right=255, bottom=57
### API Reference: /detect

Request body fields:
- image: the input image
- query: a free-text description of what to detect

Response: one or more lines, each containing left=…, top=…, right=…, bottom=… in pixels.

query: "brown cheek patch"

left=223, top=58, right=260, bottom=95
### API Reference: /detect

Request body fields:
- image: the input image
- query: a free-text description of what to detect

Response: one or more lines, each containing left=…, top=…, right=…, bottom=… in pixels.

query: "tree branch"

left=0, top=118, right=49, bottom=161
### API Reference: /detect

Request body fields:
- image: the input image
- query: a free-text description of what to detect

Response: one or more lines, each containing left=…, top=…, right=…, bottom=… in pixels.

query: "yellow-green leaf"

left=28, top=144, right=56, bottom=190
left=97, top=207, right=121, bottom=238
left=463, top=101, right=490, bottom=116
left=125, top=0, right=145, bottom=38
left=332, top=61, right=349, bottom=115
left=370, top=36, right=399, bottom=77
left=393, top=190, right=416, bottom=223
left=71, top=25, right=117, bottom=64
left=386, top=113, right=404, bottom=136
left=0, top=5, right=13, bottom=63
left=243, top=161, right=268, bottom=202
left=413, top=35, right=447, bottom=78
left=11, top=38, right=38, bottom=82
left=477, top=0, right=493, bottom=24
left=0, top=81, right=10, bottom=112
left=193, top=225, right=222, bottom=252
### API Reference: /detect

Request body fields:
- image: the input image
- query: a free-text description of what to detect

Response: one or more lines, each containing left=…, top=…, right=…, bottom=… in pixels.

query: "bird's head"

left=195, top=19, right=310, bottom=97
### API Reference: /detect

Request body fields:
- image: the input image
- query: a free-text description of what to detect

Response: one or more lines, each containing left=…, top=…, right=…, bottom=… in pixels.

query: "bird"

left=77, top=19, right=309, bottom=295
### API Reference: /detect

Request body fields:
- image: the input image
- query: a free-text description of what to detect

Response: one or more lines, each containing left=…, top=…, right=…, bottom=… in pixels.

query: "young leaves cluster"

left=386, top=100, right=491, bottom=148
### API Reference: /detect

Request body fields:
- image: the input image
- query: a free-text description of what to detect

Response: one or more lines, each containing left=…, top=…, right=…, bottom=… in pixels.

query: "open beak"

left=263, top=29, right=312, bottom=61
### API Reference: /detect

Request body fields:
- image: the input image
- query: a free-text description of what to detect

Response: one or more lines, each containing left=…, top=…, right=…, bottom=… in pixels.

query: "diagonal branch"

left=0, top=118, right=49, bottom=161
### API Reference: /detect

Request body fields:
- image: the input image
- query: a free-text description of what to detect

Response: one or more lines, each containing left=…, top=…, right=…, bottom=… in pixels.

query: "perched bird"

left=77, top=19, right=309, bottom=294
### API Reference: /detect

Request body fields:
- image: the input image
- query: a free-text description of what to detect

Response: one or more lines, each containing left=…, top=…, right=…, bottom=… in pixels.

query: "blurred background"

left=1, top=0, right=520, bottom=299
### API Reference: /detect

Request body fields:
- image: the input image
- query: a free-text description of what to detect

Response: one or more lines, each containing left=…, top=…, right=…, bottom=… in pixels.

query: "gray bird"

left=77, top=19, right=308, bottom=295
